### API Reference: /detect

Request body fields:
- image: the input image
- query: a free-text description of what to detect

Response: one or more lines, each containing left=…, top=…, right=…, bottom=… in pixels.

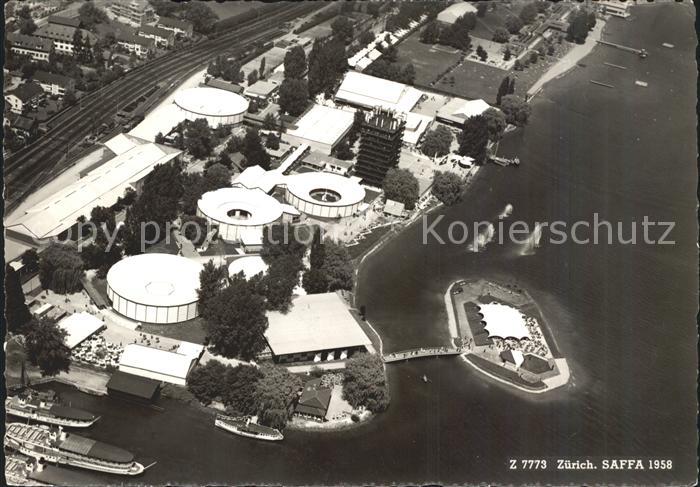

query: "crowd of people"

left=492, top=316, right=551, bottom=358
left=71, top=334, right=123, bottom=370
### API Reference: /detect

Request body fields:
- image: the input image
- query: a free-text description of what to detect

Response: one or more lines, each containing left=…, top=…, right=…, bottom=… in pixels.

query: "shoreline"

left=445, top=278, right=571, bottom=394
left=527, top=18, right=608, bottom=100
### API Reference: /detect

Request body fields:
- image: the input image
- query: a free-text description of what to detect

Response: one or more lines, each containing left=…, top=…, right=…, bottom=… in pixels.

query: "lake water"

left=27, top=4, right=698, bottom=485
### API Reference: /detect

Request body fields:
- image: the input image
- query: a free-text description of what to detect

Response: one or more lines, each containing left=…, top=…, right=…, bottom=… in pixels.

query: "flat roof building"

left=437, top=2, right=478, bottom=25
left=57, top=312, right=106, bottom=349
left=5, top=134, right=181, bottom=244
left=285, top=105, right=356, bottom=155
left=265, top=292, right=372, bottom=364
left=335, top=71, right=423, bottom=113
left=118, top=344, right=198, bottom=386
left=436, top=98, right=492, bottom=126
left=107, top=371, right=161, bottom=402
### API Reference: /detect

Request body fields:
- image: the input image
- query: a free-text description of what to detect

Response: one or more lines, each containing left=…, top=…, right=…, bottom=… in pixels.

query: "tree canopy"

left=25, top=318, right=71, bottom=377
left=253, top=364, right=302, bottom=429
left=307, top=37, right=348, bottom=97
left=421, top=125, right=453, bottom=158
left=383, top=168, right=419, bottom=210
left=283, top=45, right=307, bottom=80
left=5, top=264, right=32, bottom=334
left=458, top=115, right=489, bottom=164
left=39, top=243, right=84, bottom=294
left=331, top=16, right=354, bottom=44
left=432, top=171, right=463, bottom=206
left=204, top=275, right=269, bottom=360
left=278, top=78, right=309, bottom=116
left=241, top=128, right=271, bottom=169
left=500, top=95, right=532, bottom=127
left=197, top=260, right=229, bottom=322
left=342, top=353, right=390, bottom=413
left=483, top=108, right=507, bottom=142
left=78, top=1, right=108, bottom=30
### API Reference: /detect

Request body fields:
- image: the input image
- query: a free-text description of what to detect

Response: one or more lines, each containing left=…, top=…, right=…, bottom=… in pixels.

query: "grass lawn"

left=434, top=60, right=509, bottom=103
left=140, top=317, right=208, bottom=345
left=395, top=32, right=463, bottom=87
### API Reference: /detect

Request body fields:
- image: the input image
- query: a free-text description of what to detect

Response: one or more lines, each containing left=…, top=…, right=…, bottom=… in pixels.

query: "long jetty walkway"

left=383, top=347, right=463, bottom=363
left=597, top=39, right=648, bottom=57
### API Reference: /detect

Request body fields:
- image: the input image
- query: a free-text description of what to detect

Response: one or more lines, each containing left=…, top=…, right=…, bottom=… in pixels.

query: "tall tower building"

left=355, top=108, right=405, bottom=188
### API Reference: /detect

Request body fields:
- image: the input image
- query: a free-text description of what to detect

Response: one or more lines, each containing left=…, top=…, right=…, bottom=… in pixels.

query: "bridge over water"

left=382, top=347, right=463, bottom=363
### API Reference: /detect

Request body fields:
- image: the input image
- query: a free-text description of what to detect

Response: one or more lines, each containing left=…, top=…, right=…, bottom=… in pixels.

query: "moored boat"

left=6, top=389, right=100, bottom=428
left=214, top=414, right=284, bottom=441
left=4, top=423, right=147, bottom=476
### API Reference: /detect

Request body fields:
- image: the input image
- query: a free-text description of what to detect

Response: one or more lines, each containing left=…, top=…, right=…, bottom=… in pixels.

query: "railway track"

left=4, top=3, right=320, bottom=209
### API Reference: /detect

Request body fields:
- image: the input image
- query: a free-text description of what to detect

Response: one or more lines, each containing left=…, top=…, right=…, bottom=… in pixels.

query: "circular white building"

left=228, top=256, right=269, bottom=280
left=106, top=254, right=203, bottom=324
left=197, top=187, right=284, bottom=242
left=284, top=172, right=365, bottom=218
left=174, top=87, right=249, bottom=127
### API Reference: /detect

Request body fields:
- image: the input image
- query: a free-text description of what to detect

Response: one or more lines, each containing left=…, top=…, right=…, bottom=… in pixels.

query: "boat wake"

left=519, top=223, right=543, bottom=256
left=498, top=203, right=514, bottom=220
left=470, top=223, right=496, bottom=253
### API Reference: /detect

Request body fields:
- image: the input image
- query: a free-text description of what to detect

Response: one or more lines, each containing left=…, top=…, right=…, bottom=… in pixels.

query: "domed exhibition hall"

left=197, top=187, right=286, bottom=242
left=106, top=253, right=203, bottom=324
left=283, top=172, right=365, bottom=218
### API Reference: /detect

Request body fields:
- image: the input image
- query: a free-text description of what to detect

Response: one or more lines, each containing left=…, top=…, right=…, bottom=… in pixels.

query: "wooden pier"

left=597, top=39, right=648, bottom=58
left=383, top=347, right=463, bottom=363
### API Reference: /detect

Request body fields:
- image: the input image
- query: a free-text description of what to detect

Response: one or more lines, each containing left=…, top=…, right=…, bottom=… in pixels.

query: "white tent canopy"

left=480, top=303, right=531, bottom=340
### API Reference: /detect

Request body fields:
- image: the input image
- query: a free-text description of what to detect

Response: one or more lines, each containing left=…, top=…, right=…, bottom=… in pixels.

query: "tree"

left=420, top=21, right=440, bottom=44
left=39, top=243, right=84, bottom=294
left=185, top=118, right=214, bottom=159
left=204, top=162, right=232, bottom=189
left=247, top=69, right=258, bottom=86
left=278, top=78, right=309, bottom=116
left=266, top=133, right=280, bottom=151
left=519, top=2, right=539, bottom=24
left=359, top=30, right=375, bottom=45
left=283, top=45, right=306, bottom=80
left=331, top=15, right=354, bottom=44
left=476, top=2, right=488, bottom=17
left=21, top=249, right=40, bottom=273
left=333, top=140, right=354, bottom=160
left=18, top=9, right=37, bottom=35
left=25, top=319, right=71, bottom=377
left=401, top=63, right=416, bottom=85
left=476, top=45, right=488, bottom=62
left=181, top=2, right=218, bottom=34
left=383, top=168, right=419, bottom=210
left=567, top=9, right=593, bottom=44
left=492, top=27, right=510, bottom=44
left=181, top=214, right=209, bottom=246
left=253, top=364, right=302, bottom=429
left=241, top=127, right=271, bottom=169
left=259, top=254, right=301, bottom=312
left=78, top=1, right=108, bottom=30
left=496, top=75, right=511, bottom=105
left=222, top=59, right=243, bottom=84
left=187, top=360, right=229, bottom=405
left=421, top=125, right=453, bottom=158
left=432, top=171, right=463, bottom=206
left=5, top=264, right=32, bottom=334
left=261, top=224, right=307, bottom=264
left=205, top=276, right=268, bottom=360
left=302, top=268, right=329, bottom=294
left=307, top=37, right=347, bottom=97
left=529, top=51, right=539, bottom=64
left=547, top=44, right=555, bottom=56
left=500, top=95, right=532, bottom=127
left=505, top=15, right=524, bottom=34
left=458, top=115, right=489, bottom=164
left=483, top=108, right=507, bottom=142
left=503, top=46, right=512, bottom=61
left=197, top=260, right=228, bottom=322
left=226, top=135, right=243, bottom=154
left=221, top=364, right=263, bottom=415
left=343, top=353, right=390, bottom=413
left=258, top=57, right=266, bottom=79
left=319, top=240, right=353, bottom=291
left=513, top=59, right=522, bottom=70
left=263, top=113, right=277, bottom=131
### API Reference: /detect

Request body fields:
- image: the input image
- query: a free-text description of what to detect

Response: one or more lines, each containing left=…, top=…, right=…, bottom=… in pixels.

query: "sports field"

left=395, top=32, right=463, bottom=87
